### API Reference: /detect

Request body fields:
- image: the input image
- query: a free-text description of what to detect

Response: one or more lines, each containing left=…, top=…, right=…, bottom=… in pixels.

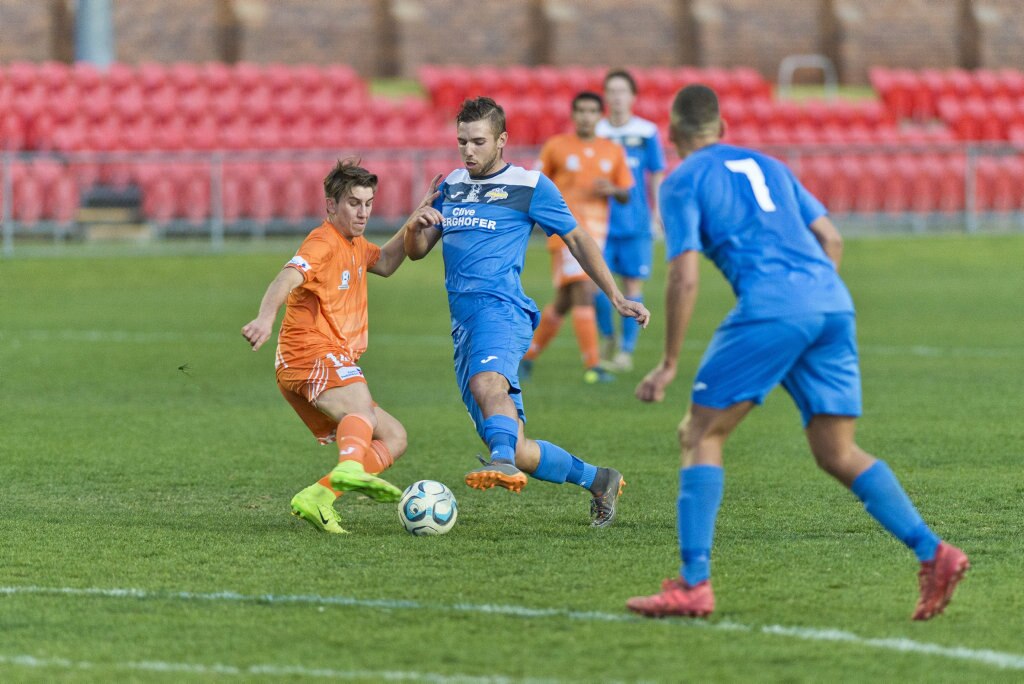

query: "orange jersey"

left=537, top=133, right=633, bottom=245
left=276, top=221, right=381, bottom=366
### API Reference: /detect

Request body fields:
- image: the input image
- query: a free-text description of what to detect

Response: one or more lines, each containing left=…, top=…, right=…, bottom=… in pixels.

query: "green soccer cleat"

left=328, top=460, right=403, bottom=502
left=290, top=484, right=348, bottom=534
left=583, top=366, right=616, bottom=384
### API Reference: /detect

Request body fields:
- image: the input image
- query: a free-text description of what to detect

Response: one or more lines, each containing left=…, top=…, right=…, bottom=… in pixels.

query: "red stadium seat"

left=210, top=86, right=243, bottom=124
left=233, top=61, right=263, bottom=91
left=147, top=85, right=178, bottom=123
left=974, top=157, right=999, bottom=211
left=143, top=178, right=177, bottom=224
left=242, top=172, right=275, bottom=223
left=106, top=62, right=134, bottom=92
left=180, top=175, right=211, bottom=225
left=884, top=155, right=916, bottom=213
left=114, top=84, right=146, bottom=123
left=48, top=173, right=79, bottom=224
left=279, top=173, right=309, bottom=222
left=201, top=61, right=232, bottom=93
left=1, top=113, right=26, bottom=150
left=264, top=63, right=294, bottom=94
left=13, top=173, right=44, bottom=225
left=137, top=62, right=168, bottom=92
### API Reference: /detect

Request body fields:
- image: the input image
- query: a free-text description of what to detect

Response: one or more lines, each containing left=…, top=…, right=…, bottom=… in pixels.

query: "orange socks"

left=337, top=413, right=374, bottom=464
left=316, top=415, right=385, bottom=498
left=317, top=474, right=342, bottom=497
left=525, top=304, right=563, bottom=361
left=572, top=305, right=600, bottom=368
left=364, top=439, right=395, bottom=474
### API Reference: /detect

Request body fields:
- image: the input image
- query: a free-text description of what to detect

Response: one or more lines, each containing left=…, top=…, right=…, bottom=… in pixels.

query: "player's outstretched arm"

left=241, top=267, right=303, bottom=351
left=636, top=249, right=699, bottom=403
left=808, top=215, right=844, bottom=270
left=562, top=229, right=651, bottom=328
left=373, top=174, right=444, bottom=276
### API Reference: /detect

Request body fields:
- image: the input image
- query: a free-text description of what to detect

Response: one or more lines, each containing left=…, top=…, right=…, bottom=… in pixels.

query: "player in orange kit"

left=242, top=158, right=442, bottom=533
left=521, top=92, right=633, bottom=383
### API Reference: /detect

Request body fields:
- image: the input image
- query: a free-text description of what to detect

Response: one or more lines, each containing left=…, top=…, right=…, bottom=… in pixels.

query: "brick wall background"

left=1, top=0, right=1020, bottom=84
left=971, top=0, right=1024, bottom=68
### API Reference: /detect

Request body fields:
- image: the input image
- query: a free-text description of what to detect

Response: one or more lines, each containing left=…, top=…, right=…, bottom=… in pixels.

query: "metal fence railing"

left=3, top=143, right=1023, bottom=256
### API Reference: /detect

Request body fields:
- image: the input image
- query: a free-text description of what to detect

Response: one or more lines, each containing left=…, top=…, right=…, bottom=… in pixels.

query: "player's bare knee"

left=382, top=424, right=408, bottom=460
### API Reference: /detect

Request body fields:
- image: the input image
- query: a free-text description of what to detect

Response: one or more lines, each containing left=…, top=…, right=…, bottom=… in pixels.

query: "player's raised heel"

left=290, top=484, right=349, bottom=534
left=913, top=542, right=969, bottom=620
left=626, top=578, right=715, bottom=618
left=589, top=467, right=625, bottom=528
left=464, top=460, right=527, bottom=493
left=328, top=460, right=402, bottom=503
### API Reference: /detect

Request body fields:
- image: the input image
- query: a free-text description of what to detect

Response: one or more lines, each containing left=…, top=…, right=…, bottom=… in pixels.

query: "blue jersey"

left=431, top=163, right=577, bottom=327
left=660, top=143, right=853, bottom=322
left=596, top=116, right=666, bottom=238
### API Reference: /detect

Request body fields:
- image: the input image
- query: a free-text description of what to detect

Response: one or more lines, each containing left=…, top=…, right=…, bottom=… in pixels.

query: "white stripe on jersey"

left=444, top=164, right=541, bottom=189
left=596, top=116, right=659, bottom=139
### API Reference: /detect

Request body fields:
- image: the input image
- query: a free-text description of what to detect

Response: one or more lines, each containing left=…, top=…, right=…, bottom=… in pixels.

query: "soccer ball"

left=398, top=480, right=458, bottom=536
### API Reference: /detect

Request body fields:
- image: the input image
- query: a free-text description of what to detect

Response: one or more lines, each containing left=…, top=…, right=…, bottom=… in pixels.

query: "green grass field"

left=1, top=232, right=1022, bottom=682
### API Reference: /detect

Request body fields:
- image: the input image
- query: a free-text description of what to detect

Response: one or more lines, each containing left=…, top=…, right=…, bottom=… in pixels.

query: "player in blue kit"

left=405, top=97, right=650, bottom=527
left=626, top=85, right=968, bottom=620
left=594, top=69, right=667, bottom=373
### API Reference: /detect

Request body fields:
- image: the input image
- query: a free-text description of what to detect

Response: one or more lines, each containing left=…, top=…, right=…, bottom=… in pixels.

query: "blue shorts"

left=692, top=312, right=862, bottom=426
left=452, top=300, right=534, bottom=440
left=604, top=235, right=652, bottom=280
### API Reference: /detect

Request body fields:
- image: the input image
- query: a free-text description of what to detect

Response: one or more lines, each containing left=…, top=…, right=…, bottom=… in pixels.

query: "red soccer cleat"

left=626, top=577, right=715, bottom=618
left=913, top=542, right=969, bottom=620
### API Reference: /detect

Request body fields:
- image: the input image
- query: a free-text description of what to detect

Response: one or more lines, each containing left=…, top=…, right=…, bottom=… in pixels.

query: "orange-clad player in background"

left=242, top=158, right=442, bottom=534
left=521, top=91, right=633, bottom=384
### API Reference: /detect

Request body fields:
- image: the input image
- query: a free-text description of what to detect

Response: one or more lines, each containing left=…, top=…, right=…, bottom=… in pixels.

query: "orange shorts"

left=276, top=349, right=368, bottom=444
left=549, top=240, right=590, bottom=288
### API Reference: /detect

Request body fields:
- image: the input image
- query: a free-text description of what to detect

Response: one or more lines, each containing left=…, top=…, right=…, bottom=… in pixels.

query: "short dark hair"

left=671, top=84, right=720, bottom=138
left=323, top=158, right=377, bottom=202
left=604, top=69, right=638, bottom=94
left=572, top=91, right=604, bottom=111
left=456, top=97, right=506, bottom=136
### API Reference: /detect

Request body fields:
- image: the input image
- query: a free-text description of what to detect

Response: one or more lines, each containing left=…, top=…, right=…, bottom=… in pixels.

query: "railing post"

left=210, top=151, right=224, bottom=252
left=2, top=151, right=12, bottom=257
left=964, top=144, right=978, bottom=234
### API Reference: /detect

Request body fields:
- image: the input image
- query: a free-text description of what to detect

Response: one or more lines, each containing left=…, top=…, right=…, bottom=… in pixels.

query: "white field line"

left=2, top=585, right=1022, bottom=672
left=2, top=329, right=1022, bottom=359
left=0, top=654, right=561, bottom=683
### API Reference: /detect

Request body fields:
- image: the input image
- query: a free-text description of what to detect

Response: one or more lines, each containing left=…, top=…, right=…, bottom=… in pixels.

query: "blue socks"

left=533, top=440, right=598, bottom=489
left=620, top=295, right=644, bottom=353
left=678, top=465, right=724, bottom=586
left=594, top=293, right=644, bottom=353
left=482, top=415, right=518, bottom=464
left=595, top=290, right=614, bottom=338
left=672, top=460, right=938, bottom=589
left=851, top=460, right=940, bottom=562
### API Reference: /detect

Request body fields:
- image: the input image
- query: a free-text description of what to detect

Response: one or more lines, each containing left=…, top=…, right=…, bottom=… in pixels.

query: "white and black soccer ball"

left=398, top=480, right=458, bottom=536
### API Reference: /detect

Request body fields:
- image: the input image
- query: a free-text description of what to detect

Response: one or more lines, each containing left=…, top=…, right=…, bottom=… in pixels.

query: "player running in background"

left=626, top=85, right=968, bottom=619
left=595, top=69, right=667, bottom=373
left=520, top=91, right=633, bottom=384
left=242, top=159, right=440, bottom=534
left=404, top=97, right=649, bottom=527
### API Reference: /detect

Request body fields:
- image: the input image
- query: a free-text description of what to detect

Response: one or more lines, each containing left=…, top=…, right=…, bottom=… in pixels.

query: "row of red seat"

left=870, top=67, right=1024, bottom=121
left=798, top=154, right=1024, bottom=214
left=936, top=96, right=1024, bottom=141
left=1, top=61, right=363, bottom=96
left=5, top=152, right=1022, bottom=227
left=419, top=64, right=772, bottom=115
left=1, top=109, right=453, bottom=152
